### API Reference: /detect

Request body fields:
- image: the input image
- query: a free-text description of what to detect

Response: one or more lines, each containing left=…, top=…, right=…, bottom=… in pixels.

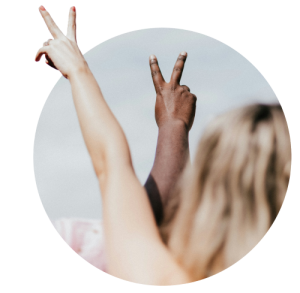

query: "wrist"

left=158, top=119, right=189, bottom=134
left=68, top=61, right=91, bottom=81
left=158, top=120, right=189, bottom=148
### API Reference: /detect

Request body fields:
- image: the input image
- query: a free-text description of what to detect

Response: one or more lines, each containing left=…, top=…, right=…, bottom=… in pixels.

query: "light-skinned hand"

left=35, top=6, right=87, bottom=79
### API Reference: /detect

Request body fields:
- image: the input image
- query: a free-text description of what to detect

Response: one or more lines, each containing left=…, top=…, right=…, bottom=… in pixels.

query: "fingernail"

left=149, top=54, right=156, bottom=60
left=39, top=5, right=46, bottom=11
left=180, top=51, right=187, bottom=56
left=72, top=6, right=76, bottom=12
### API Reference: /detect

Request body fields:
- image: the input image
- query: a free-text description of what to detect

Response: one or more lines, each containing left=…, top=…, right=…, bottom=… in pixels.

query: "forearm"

left=69, top=66, right=131, bottom=181
left=145, top=120, right=189, bottom=224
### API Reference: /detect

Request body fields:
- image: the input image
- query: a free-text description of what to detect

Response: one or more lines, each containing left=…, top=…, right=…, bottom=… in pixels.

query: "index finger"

left=39, top=6, right=65, bottom=39
left=170, top=51, right=187, bottom=85
left=149, top=55, right=165, bottom=93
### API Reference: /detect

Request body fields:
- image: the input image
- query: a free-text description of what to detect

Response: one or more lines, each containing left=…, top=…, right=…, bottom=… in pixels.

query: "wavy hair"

left=160, top=104, right=291, bottom=281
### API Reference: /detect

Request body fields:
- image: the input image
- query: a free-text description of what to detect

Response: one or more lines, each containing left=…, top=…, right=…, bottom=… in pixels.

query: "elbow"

left=97, top=172, right=107, bottom=191
left=94, top=162, right=106, bottom=180
left=91, top=152, right=107, bottom=180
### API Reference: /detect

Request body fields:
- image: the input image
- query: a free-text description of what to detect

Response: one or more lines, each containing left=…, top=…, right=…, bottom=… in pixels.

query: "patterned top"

left=52, top=218, right=107, bottom=272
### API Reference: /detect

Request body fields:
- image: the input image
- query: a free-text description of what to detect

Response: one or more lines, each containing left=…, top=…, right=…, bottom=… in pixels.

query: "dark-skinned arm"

left=144, top=52, right=197, bottom=225
left=145, top=120, right=190, bottom=224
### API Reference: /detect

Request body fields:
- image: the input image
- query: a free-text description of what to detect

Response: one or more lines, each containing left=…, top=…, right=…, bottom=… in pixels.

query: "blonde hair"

left=161, top=104, right=291, bottom=281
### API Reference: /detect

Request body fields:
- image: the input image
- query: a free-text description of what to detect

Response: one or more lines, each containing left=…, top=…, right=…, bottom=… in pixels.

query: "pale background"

left=34, top=28, right=278, bottom=221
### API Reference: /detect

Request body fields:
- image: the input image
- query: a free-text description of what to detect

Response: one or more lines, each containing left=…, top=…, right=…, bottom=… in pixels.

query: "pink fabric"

left=52, top=218, right=107, bottom=272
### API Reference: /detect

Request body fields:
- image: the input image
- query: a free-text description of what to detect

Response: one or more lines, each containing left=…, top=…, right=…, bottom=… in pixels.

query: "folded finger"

left=149, top=55, right=165, bottom=93
left=170, top=51, right=187, bottom=85
left=43, top=38, right=53, bottom=46
left=35, top=46, right=49, bottom=62
left=67, top=6, right=77, bottom=42
left=39, top=6, right=64, bottom=39
left=181, top=85, right=190, bottom=92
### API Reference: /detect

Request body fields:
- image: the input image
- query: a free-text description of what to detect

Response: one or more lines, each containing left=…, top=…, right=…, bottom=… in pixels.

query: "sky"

left=34, top=28, right=278, bottom=221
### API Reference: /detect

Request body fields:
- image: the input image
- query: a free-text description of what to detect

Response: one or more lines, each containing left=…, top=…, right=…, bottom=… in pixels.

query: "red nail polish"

left=72, top=6, right=76, bottom=12
left=40, top=5, right=46, bottom=11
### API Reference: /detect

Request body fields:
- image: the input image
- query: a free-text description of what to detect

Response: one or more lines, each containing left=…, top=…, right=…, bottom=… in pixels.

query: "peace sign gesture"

left=149, top=52, right=197, bottom=131
left=35, top=6, right=87, bottom=79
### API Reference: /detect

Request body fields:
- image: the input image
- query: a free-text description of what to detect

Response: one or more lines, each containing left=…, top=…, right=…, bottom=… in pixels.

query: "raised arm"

left=35, top=6, right=131, bottom=185
left=145, top=54, right=197, bottom=225
left=35, top=7, right=190, bottom=285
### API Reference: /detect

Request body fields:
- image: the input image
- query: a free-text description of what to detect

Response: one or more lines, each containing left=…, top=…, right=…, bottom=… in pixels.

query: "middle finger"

left=170, top=52, right=187, bottom=86
left=181, top=85, right=190, bottom=92
left=67, top=7, right=77, bottom=42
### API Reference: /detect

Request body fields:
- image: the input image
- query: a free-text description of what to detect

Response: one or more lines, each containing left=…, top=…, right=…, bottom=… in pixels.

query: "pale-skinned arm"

left=35, top=6, right=131, bottom=185
left=68, top=68, right=131, bottom=182
left=68, top=68, right=189, bottom=284
left=35, top=6, right=190, bottom=285
left=70, top=64, right=189, bottom=285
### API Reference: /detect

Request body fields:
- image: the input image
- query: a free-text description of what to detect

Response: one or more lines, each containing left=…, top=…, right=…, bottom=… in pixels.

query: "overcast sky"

left=34, top=28, right=278, bottom=221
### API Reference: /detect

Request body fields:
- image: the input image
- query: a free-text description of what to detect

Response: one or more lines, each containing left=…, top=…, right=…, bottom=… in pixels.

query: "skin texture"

left=144, top=54, right=197, bottom=224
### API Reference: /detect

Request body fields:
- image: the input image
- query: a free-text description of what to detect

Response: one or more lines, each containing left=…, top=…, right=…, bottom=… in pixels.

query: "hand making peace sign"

left=149, top=53, right=197, bottom=131
left=35, top=6, right=87, bottom=79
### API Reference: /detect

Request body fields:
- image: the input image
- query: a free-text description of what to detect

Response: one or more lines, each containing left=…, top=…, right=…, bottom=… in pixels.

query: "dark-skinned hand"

left=149, top=52, right=197, bottom=131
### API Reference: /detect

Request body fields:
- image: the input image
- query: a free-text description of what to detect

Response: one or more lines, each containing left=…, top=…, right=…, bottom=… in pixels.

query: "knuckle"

left=56, top=39, right=63, bottom=45
left=151, top=70, right=160, bottom=77
left=170, top=85, right=176, bottom=91
left=157, top=86, right=164, bottom=92
left=178, top=87, right=184, bottom=93
left=42, top=39, right=52, bottom=47
left=181, top=86, right=190, bottom=92
left=71, top=24, right=76, bottom=30
left=173, top=67, right=182, bottom=72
